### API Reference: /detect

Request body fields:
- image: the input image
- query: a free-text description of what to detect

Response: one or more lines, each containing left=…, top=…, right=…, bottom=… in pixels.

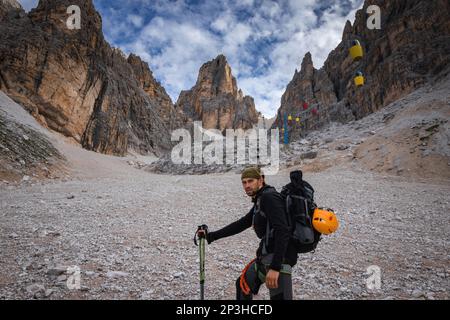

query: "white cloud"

left=43, top=0, right=363, bottom=118
left=123, top=17, right=222, bottom=101
left=237, top=0, right=254, bottom=8
left=210, top=11, right=235, bottom=33
left=222, top=23, right=253, bottom=57
left=18, top=0, right=365, bottom=117
left=240, top=0, right=364, bottom=116
left=127, top=14, right=144, bottom=28
left=260, top=0, right=282, bottom=18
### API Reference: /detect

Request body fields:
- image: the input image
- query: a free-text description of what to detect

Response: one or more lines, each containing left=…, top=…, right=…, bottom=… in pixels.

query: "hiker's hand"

left=265, top=270, right=279, bottom=289
left=197, top=229, right=207, bottom=238
left=197, top=228, right=214, bottom=244
left=197, top=224, right=208, bottom=239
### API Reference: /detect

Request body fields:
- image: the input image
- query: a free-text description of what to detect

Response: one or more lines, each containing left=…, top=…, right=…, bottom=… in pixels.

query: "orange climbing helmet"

left=312, top=208, right=339, bottom=235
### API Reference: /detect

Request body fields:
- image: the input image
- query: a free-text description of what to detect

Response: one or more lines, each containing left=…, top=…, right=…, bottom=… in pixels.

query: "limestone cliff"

left=0, top=0, right=183, bottom=156
left=274, top=0, right=450, bottom=140
left=176, top=55, right=259, bottom=132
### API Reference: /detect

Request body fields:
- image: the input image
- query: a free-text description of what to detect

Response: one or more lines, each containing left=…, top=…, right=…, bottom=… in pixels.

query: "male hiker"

left=199, top=167, right=297, bottom=300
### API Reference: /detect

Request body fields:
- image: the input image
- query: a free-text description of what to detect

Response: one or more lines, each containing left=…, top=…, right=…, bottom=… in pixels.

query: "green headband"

left=241, top=167, right=262, bottom=180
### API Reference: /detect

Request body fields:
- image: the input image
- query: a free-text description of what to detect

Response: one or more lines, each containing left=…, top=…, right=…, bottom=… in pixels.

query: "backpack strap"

left=255, top=188, right=279, bottom=256
left=262, top=219, right=270, bottom=255
left=285, top=193, right=292, bottom=228
left=255, top=196, right=272, bottom=256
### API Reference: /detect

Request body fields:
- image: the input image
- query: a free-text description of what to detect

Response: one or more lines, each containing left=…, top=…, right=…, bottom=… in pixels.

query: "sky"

left=18, top=0, right=364, bottom=118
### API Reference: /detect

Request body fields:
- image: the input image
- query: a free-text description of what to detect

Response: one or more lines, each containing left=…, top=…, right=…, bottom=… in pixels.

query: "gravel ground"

left=0, top=80, right=449, bottom=301
left=1, top=166, right=449, bottom=300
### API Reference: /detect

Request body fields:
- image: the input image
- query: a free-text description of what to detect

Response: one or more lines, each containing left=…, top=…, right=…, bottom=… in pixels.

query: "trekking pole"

left=194, top=225, right=208, bottom=300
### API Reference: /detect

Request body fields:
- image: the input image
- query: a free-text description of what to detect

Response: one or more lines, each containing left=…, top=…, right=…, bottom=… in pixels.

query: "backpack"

left=280, top=170, right=321, bottom=253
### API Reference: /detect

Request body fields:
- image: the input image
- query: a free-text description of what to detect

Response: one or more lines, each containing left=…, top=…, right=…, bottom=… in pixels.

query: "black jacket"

left=208, top=185, right=298, bottom=271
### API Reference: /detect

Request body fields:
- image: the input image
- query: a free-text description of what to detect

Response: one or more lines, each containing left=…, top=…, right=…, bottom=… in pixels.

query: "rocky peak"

left=274, top=0, right=450, bottom=140
left=0, top=0, right=23, bottom=20
left=276, top=51, right=338, bottom=135
left=0, top=0, right=181, bottom=156
left=29, top=0, right=103, bottom=42
left=176, top=55, right=259, bottom=131
left=342, top=20, right=353, bottom=40
left=127, top=53, right=170, bottom=101
left=127, top=53, right=187, bottom=130
left=197, top=54, right=237, bottom=97
left=32, top=0, right=100, bottom=23
left=299, top=52, right=314, bottom=79
left=0, top=0, right=22, bottom=10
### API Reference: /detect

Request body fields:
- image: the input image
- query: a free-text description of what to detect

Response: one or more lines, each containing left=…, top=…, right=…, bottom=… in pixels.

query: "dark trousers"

left=235, top=258, right=293, bottom=300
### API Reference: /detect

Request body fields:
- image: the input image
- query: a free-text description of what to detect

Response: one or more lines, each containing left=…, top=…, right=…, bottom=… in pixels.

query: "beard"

left=245, top=190, right=256, bottom=197
left=245, top=187, right=259, bottom=197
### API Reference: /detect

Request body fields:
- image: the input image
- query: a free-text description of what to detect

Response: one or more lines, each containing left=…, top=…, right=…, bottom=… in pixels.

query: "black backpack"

left=280, top=170, right=321, bottom=253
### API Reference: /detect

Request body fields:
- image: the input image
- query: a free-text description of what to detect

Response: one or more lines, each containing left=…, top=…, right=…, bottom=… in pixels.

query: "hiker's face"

left=242, top=177, right=264, bottom=197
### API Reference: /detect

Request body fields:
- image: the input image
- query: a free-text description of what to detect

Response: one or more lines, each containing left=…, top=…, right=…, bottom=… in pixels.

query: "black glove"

left=199, top=230, right=215, bottom=244
left=195, top=225, right=214, bottom=245
left=205, top=231, right=215, bottom=244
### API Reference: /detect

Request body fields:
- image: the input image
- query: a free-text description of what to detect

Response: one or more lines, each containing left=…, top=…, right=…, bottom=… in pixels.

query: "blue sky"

left=18, top=0, right=364, bottom=117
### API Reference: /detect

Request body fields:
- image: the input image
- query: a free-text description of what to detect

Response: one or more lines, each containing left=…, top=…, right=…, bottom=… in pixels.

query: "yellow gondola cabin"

left=349, top=40, right=364, bottom=61
left=354, top=71, right=365, bottom=86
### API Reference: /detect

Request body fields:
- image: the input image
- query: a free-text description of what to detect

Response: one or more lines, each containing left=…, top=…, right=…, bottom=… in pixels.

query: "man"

left=200, top=167, right=298, bottom=300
